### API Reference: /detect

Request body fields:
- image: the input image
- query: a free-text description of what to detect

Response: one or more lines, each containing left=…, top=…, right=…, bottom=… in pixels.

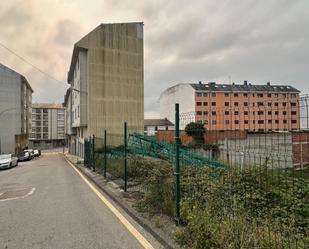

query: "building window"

left=225, top=120, right=230, bottom=125
left=292, top=120, right=297, bottom=124
left=258, top=102, right=264, bottom=106
left=268, top=102, right=272, bottom=107
left=244, top=111, right=249, bottom=115
left=225, top=111, right=229, bottom=115
left=283, top=120, right=287, bottom=124
left=267, top=93, right=272, bottom=98
left=234, top=102, right=239, bottom=106
left=212, top=120, right=217, bottom=125
left=257, top=93, right=264, bottom=98
left=234, top=93, right=239, bottom=97
left=243, top=93, right=248, bottom=97
left=274, top=93, right=278, bottom=98
left=211, top=92, right=216, bottom=97
left=282, top=102, right=287, bottom=107
left=203, top=93, right=208, bottom=97
left=291, top=102, right=297, bottom=107
left=203, top=111, right=208, bottom=115
left=244, top=102, right=248, bottom=106
left=196, top=92, right=203, bottom=97
left=196, top=102, right=202, bottom=106
left=291, top=111, right=297, bottom=115
left=203, top=102, right=208, bottom=106
left=235, top=120, right=239, bottom=125
left=268, top=111, right=272, bottom=115
left=244, top=120, right=249, bottom=124
left=258, top=111, right=264, bottom=115
left=211, top=102, right=216, bottom=106
left=258, top=120, right=264, bottom=124
left=283, top=111, right=287, bottom=115
left=224, top=93, right=229, bottom=97
left=275, top=120, right=279, bottom=124
left=211, top=111, right=216, bottom=116
left=291, top=94, right=297, bottom=98
left=275, top=111, right=279, bottom=115
left=274, top=102, right=279, bottom=107
left=234, top=111, right=239, bottom=115
left=225, top=102, right=229, bottom=106
left=203, top=120, right=208, bottom=125
left=282, top=94, right=287, bottom=98
left=196, top=111, right=202, bottom=115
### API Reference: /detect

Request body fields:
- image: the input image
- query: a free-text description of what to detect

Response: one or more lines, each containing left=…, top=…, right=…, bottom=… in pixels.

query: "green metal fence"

left=82, top=99, right=309, bottom=248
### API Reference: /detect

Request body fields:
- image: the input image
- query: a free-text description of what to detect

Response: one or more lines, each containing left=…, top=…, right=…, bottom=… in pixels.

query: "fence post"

left=92, top=134, right=95, bottom=171
left=124, top=122, right=128, bottom=192
left=104, top=129, right=107, bottom=178
left=175, top=103, right=180, bottom=225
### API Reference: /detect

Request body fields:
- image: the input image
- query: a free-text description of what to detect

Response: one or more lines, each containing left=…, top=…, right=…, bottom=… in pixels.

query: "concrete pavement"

left=0, top=153, right=162, bottom=249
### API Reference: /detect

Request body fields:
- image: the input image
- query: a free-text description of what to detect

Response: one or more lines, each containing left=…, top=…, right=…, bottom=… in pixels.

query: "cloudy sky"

left=0, top=0, right=308, bottom=118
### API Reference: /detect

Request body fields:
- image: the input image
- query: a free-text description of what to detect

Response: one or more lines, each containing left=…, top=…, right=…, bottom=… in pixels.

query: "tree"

left=185, top=122, right=205, bottom=145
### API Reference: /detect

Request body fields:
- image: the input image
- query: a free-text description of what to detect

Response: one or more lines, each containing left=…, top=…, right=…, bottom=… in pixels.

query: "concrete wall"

left=68, top=23, right=144, bottom=148
left=0, top=65, right=23, bottom=154
left=160, top=84, right=195, bottom=129
left=219, top=133, right=293, bottom=168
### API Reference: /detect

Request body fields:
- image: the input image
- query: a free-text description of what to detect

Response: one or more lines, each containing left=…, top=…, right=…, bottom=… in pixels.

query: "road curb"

left=63, top=154, right=176, bottom=249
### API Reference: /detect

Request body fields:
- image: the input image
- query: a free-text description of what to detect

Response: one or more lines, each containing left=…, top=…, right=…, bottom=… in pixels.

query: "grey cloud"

left=0, top=0, right=308, bottom=116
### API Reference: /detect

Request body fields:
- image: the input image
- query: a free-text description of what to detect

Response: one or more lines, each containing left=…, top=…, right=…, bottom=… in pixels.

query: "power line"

left=0, top=41, right=65, bottom=84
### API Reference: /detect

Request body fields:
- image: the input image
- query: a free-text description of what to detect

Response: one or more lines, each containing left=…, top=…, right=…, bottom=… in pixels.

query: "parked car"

left=23, top=149, right=35, bottom=159
left=33, top=149, right=41, bottom=157
left=18, top=151, right=31, bottom=161
left=0, top=154, right=18, bottom=169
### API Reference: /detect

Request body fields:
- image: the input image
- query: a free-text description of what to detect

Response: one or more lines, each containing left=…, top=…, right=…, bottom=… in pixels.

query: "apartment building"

left=0, top=63, right=33, bottom=154
left=160, top=81, right=300, bottom=131
left=29, top=103, right=65, bottom=149
left=66, top=22, right=144, bottom=157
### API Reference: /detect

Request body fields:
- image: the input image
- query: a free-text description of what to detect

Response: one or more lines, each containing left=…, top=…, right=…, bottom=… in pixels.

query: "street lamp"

left=0, top=108, right=17, bottom=154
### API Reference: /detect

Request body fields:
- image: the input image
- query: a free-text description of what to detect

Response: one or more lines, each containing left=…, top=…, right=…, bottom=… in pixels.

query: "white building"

left=144, top=119, right=174, bottom=136
left=29, top=103, right=65, bottom=149
left=0, top=64, right=33, bottom=154
left=159, top=83, right=195, bottom=129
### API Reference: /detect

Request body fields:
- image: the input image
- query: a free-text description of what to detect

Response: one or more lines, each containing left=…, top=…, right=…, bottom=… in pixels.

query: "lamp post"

left=0, top=108, right=17, bottom=154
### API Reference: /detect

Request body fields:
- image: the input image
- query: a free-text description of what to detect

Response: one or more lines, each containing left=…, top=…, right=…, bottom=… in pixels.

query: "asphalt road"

left=0, top=153, right=161, bottom=249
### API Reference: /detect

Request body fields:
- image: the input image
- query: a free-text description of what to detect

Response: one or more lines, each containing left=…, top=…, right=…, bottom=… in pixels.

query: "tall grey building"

left=29, top=103, right=65, bottom=149
left=66, top=22, right=144, bottom=157
left=0, top=63, right=33, bottom=154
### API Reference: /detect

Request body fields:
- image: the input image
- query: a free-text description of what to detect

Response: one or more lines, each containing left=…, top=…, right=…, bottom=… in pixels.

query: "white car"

left=0, top=154, right=18, bottom=169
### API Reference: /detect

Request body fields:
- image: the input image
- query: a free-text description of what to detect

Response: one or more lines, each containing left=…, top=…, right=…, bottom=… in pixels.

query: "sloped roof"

left=144, top=118, right=174, bottom=126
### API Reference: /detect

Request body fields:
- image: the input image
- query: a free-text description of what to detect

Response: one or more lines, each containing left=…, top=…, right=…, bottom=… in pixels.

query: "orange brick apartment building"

left=160, top=81, right=300, bottom=131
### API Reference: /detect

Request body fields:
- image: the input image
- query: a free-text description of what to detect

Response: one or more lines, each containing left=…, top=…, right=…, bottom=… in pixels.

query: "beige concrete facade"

left=67, top=22, right=144, bottom=153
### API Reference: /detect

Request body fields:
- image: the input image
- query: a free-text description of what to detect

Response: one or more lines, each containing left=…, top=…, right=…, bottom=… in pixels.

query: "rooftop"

left=144, top=118, right=174, bottom=126
left=32, top=103, right=64, bottom=109
left=190, top=81, right=300, bottom=93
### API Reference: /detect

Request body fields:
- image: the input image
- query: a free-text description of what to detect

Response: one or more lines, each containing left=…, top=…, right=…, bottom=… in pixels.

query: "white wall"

left=159, top=84, right=195, bottom=128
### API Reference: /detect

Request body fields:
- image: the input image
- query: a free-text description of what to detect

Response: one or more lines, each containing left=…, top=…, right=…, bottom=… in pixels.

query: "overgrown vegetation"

left=94, top=152, right=309, bottom=248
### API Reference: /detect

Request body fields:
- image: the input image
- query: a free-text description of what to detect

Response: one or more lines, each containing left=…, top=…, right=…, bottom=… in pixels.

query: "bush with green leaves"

left=185, top=122, right=205, bottom=146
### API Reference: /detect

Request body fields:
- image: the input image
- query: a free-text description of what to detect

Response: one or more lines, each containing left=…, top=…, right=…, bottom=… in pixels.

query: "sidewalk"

left=65, top=153, right=84, bottom=165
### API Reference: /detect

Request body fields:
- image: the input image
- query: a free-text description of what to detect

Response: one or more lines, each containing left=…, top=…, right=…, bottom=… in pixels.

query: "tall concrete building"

left=66, top=22, right=144, bottom=156
left=160, top=81, right=300, bottom=131
left=0, top=63, right=33, bottom=154
left=29, top=103, right=65, bottom=149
